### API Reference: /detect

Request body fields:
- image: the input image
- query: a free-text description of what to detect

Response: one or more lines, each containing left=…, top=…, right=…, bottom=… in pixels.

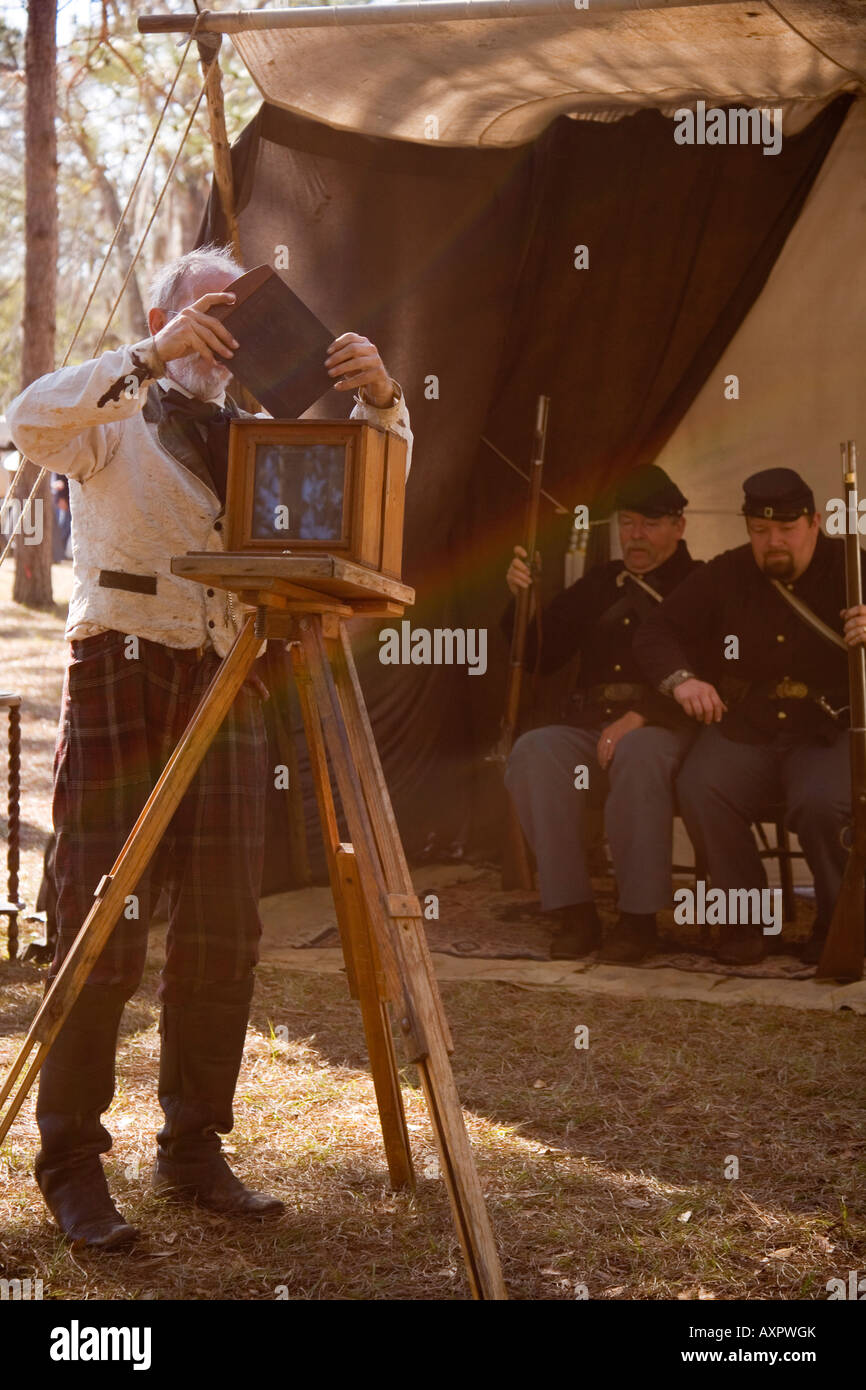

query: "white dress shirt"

left=7, top=340, right=413, bottom=657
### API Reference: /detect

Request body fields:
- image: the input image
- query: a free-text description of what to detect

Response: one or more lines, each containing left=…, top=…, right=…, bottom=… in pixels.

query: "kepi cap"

left=615, top=464, right=687, bottom=517
left=742, top=468, right=815, bottom=521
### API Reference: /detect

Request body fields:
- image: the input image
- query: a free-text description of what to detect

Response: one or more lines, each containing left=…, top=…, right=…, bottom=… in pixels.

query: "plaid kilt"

left=51, top=630, right=268, bottom=1000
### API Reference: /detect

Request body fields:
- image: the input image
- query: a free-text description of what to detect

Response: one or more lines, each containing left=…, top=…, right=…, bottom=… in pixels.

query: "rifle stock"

left=817, top=439, right=866, bottom=982
left=492, top=395, right=550, bottom=890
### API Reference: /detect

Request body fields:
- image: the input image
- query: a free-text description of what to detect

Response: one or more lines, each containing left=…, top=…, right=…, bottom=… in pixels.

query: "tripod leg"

left=0, top=617, right=260, bottom=1146
left=325, top=624, right=453, bottom=1050
left=289, top=641, right=414, bottom=1189
left=297, top=616, right=506, bottom=1301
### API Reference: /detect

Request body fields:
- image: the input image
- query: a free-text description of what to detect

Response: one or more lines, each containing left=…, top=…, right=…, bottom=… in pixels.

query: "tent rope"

left=0, top=11, right=208, bottom=569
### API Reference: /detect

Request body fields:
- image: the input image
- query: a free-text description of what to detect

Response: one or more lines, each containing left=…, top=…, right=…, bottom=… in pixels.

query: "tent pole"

left=196, top=32, right=243, bottom=262
left=194, top=33, right=262, bottom=414
left=138, top=0, right=742, bottom=37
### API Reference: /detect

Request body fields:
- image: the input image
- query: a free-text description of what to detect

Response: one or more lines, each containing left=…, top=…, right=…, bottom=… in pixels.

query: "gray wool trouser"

left=676, top=724, right=851, bottom=930
left=504, top=723, right=696, bottom=914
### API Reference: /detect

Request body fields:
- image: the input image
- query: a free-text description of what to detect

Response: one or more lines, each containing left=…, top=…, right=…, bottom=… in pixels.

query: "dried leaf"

left=677, top=1210, right=693, bottom=1223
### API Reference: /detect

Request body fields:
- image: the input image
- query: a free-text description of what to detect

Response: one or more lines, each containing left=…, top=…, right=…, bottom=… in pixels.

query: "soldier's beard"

left=762, top=551, right=795, bottom=579
left=167, top=353, right=232, bottom=402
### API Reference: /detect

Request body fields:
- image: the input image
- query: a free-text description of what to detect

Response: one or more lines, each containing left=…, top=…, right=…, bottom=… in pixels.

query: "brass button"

left=614, top=664, right=622, bottom=672
left=777, top=710, right=787, bottom=720
left=623, top=617, right=631, bottom=626
left=605, top=708, right=612, bottom=717
left=776, top=634, right=785, bottom=642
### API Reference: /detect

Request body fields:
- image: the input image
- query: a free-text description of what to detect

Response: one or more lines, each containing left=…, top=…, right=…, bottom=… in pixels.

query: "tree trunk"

left=13, top=0, right=57, bottom=609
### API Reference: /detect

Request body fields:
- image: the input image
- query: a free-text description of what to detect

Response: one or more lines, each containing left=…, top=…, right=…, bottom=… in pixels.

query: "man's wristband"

left=659, top=669, right=696, bottom=695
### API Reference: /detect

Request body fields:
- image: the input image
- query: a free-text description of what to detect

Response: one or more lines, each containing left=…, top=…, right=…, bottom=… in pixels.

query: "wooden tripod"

left=0, top=561, right=506, bottom=1301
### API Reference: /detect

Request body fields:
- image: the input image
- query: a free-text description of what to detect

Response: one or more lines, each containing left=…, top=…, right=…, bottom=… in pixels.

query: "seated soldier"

left=635, top=468, right=865, bottom=966
left=502, top=465, right=700, bottom=963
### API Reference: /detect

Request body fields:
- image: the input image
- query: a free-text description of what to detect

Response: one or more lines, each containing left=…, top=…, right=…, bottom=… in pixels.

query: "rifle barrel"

left=504, top=395, right=550, bottom=747
left=817, top=440, right=866, bottom=981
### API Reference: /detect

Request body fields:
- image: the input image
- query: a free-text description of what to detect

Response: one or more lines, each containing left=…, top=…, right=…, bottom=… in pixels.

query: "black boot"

left=800, top=922, right=827, bottom=966
left=549, top=903, right=602, bottom=959
left=716, top=924, right=767, bottom=966
left=153, top=979, right=284, bottom=1218
left=598, top=912, right=658, bottom=964
left=34, top=983, right=137, bottom=1251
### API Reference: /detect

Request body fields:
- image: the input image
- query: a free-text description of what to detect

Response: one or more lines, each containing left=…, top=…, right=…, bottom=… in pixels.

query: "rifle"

left=487, top=394, right=550, bottom=890
left=817, top=439, right=866, bottom=982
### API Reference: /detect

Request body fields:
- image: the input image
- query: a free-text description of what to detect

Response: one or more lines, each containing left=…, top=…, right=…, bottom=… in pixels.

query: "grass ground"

left=1, top=948, right=864, bottom=1301
left=1, top=568, right=864, bottom=1300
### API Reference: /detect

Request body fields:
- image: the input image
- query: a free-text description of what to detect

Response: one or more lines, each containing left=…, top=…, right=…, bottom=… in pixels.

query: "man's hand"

left=506, top=544, right=540, bottom=596
left=842, top=603, right=866, bottom=647
left=326, top=333, right=393, bottom=405
left=151, top=292, right=239, bottom=366
left=673, top=677, right=727, bottom=724
left=597, top=711, right=646, bottom=770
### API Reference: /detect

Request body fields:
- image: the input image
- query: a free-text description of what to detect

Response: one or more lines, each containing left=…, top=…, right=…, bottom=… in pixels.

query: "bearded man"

left=635, top=468, right=866, bottom=966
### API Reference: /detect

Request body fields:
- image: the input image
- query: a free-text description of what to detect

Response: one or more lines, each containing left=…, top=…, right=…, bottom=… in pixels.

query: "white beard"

left=167, top=353, right=232, bottom=402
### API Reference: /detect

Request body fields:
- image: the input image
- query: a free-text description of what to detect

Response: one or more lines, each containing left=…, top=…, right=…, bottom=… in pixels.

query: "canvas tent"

left=172, top=0, right=866, bottom=871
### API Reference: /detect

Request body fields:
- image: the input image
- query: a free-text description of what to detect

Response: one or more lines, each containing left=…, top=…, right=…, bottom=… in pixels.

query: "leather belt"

left=586, top=682, right=648, bottom=703
left=720, top=674, right=846, bottom=719
left=98, top=569, right=157, bottom=596
left=769, top=678, right=810, bottom=699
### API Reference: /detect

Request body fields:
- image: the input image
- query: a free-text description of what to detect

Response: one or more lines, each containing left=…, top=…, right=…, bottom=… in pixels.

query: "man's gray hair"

left=148, top=243, right=243, bottom=312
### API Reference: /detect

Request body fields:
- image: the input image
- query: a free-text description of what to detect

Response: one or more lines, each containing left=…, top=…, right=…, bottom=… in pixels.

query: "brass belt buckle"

left=775, top=678, right=808, bottom=699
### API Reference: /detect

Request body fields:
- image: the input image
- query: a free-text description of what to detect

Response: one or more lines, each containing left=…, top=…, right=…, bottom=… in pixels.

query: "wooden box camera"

left=225, top=419, right=407, bottom=581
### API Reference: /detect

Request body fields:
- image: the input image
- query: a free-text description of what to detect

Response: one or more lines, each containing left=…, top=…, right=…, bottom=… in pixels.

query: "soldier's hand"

left=152, top=291, right=239, bottom=366
left=842, top=604, right=866, bottom=646
left=673, top=678, right=727, bottom=725
left=597, top=711, right=646, bottom=770
left=506, top=545, right=538, bottom=596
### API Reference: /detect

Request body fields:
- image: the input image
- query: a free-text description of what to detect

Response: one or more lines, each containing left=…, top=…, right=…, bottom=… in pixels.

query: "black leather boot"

left=34, top=983, right=137, bottom=1250
left=716, top=924, right=767, bottom=966
left=800, top=922, right=827, bottom=965
left=549, top=903, right=602, bottom=959
left=153, top=978, right=284, bottom=1218
left=598, top=912, right=658, bottom=964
